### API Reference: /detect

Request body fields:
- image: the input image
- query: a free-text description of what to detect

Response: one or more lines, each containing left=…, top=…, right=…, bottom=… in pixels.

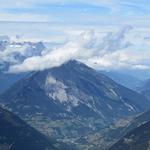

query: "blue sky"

left=0, top=0, right=150, bottom=22
left=0, top=0, right=150, bottom=41
left=0, top=0, right=150, bottom=72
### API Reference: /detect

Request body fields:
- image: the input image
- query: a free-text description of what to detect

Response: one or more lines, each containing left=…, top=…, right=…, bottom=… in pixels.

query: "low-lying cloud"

left=0, top=25, right=149, bottom=73
left=7, top=25, right=134, bottom=73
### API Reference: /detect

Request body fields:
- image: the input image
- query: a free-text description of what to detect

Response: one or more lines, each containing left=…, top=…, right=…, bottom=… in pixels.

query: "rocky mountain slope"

left=100, top=70, right=142, bottom=90
left=0, top=103, right=72, bottom=150
left=0, top=60, right=150, bottom=149
left=109, top=120, right=150, bottom=150
left=139, top=79, right=150, bottom=100
left=0, top=72, right=26, bottom=94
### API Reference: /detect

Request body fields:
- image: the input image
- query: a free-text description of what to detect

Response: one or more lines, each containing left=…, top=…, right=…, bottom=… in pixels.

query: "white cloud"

left=89, top=45, right=150, bottom=70
left=0, top=40, right=45, bottom=69
left=0, top=25, right=149, bottom=73
left=8, top=25, right=134, bottom=72
left=0, top=1, right=149, bottom=73
left=0, top=0, right=149, bottom=24
left=0, top=13, right=51, bottom=22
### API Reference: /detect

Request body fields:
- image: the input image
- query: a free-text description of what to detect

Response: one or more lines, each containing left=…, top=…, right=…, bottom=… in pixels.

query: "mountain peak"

left=62, top=59, right=85, bottom=67
left=58, top=59, right=93, bottom=73
left=1, top=58, right=150, bottom=149
left=2, top=58, right=150, bottom=120
left=65, top=59, right=81, bottom=64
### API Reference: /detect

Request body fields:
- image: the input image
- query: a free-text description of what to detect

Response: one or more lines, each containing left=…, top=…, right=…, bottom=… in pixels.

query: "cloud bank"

left=7, top=25, right=133, bottom=72
left=0, top=25, right=149, bottom=73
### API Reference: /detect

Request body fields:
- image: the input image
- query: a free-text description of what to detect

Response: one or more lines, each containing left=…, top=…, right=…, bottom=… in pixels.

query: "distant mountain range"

left=111, top=69, right=150, bottom=81
left=138, top=79, right=150, bottom=100
left=0, top=36, right=46, bottom=94
left=0, top=35, right=45, bottom=72
left=100, top=70, right=143, bottom=90
left=0, top=60, right=149, bottom=149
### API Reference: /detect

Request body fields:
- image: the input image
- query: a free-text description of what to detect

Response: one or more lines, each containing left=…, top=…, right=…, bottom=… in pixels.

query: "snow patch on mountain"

left=0, top=38, right=45, bottom=71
